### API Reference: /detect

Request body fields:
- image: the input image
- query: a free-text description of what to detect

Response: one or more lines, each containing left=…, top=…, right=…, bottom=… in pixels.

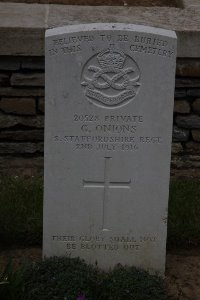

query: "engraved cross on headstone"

left=83, top=157, right=131, bottom=231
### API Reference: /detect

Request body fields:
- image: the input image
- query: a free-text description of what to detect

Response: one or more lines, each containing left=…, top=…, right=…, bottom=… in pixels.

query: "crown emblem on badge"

left=97, top=49, right=126, bottom=69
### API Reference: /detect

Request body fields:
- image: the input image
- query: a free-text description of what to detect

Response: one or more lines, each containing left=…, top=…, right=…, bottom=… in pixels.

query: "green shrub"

left=21, top=257, right=166, bottom=300
left=22, top=257, right=103, bottom=300
left=101, top=265, right=167, bottom=300
left=0, top=257, right=168, bottom=300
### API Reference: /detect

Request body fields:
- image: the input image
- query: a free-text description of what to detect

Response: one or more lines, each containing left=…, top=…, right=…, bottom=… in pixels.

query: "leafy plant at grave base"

left=21, top=257, right=168, bottom=300
left=0, top=176, right=43, bottom=246
left=100, top=265, right=167, bottom=300
left=0, top=259, right=24, bottom=300
left=22, top=257, right=104, bottom=300
left=168, top=179, right=200, bottom=247
left=20, top=256, right=167, bottom=300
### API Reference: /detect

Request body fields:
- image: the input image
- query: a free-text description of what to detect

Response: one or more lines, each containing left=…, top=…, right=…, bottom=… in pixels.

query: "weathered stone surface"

left=192, top=129, right=200, bottom=142
left=0, top=142, right=43, bottom=154
left=22, top=116, right=44, bottom=128
left=0, top=87, right=44, bottom=97
left=21, top=57, right=45, bottom=70
left=0, top=113, right=44, bottom=128
left=174, top=100, right=190, bottom=113
left=185, top=141, right=200, bottom=154
left=44, top=2, right=200, bottom=59
left=0, top=129, right=44, bottom=141
left=175, top=78, right=200, bottom=88
left=171, top=142, right=183, bottom=154
left=0, top=114, right=20, bottom=128
left=0, top=56, right=20, bottom=71
left=176, top=59, right=200, bottom=77
left=46, top=2, right=200, bottom=31
left=38, top=97, right=44, bottom=113
left=11, top=72, right=44, bottom=87
left=176, top=115, right=200, bottom=128
left=0, top=2, right=46, bottom=29
left=0, top=97, right=36, bottom=115
left=0, top=0, right=179, bottom=6
left=171, top=155, right=200, bottom=169
left=17, top=115, right=45, bottom=128
left=0, top=3, right=200, bottom=57
left=174, top=89, right=187, bottom=99
left=192, top=98, right=200, bottom=113
left=0, top=27, right=45, bottom=56
left=0, top=73, right=10, bottom=86
left=44, top=24, right=176, bottom=275
left=172, top=126, right=189, bottom=142
left=181, top=0, right=200, bottom=8
left=171, top=168, right=200, bottom=178
left=0, top=156, right=43, bottom=176
left=187, top=89, right=200, bottom=98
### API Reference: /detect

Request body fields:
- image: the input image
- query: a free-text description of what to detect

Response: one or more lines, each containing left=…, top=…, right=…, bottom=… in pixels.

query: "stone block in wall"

left=171, top=168, right=200, bottom=179
left=174, top=100, right=190, bottom=113
left=172, top=126, right=189, bottom=142
left=0, top=57, right=20, bottom=71
left=0, top=129, right=44, bottom=141
left=187, top=89, right=200, bottom=98
left=0, top=156, right=44, bottom=176
left=192, top=98, right=200, bottom=114
left=192, top=130, right=200, bottom=142
left=175, top=78, right=200, bottom=88
left=176, top=115, right=200, bottom=128
left=11, top=72, right=44, bottom=87
left=174, top=89, right=187, bottom=99
left=171, top=143, right=183, bottom=154
left=0, top=73, right=10, bottom=86
left=0, top=87, right=44, bottom=97
left=0, top=97, right=36, bottom=115
left=38, top=97, right=44, bottom=113
left=170, top=153, right=200, bottom=178
left=171, top=155, right=200, bottom=169
left=176, top=59, right=200, bottom=78
left=21, top=57, right=45, bottom=70
left=0, top=113, right=44, bottom=128
left=0, top=142, right=43, bottom=154
left=185, top=141, right=200, bottom=154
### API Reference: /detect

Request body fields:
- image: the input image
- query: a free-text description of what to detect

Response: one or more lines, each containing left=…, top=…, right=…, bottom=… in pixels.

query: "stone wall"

left=0, top=56, right=200, bottom=178
left=0, top=57, right=44, bottom=176
left=172, top=58, right=200, bottom=178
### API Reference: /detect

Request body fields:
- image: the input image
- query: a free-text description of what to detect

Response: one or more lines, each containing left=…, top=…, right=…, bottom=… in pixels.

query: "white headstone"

left=43, top=23, right=177, bottom=275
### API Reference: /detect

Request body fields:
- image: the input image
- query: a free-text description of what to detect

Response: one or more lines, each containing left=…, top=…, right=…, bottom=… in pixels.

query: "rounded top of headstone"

left=46, top=23, right=177, bottom=39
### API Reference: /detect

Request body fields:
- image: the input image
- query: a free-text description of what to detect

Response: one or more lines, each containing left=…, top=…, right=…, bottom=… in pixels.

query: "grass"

left=0, top=177, right=43, bottom=246
left=0, top=176, right=200, bottom=247
left=168, top=179, right=200, bottom=247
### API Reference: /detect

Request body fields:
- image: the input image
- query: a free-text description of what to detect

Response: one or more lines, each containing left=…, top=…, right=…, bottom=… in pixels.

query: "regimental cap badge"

left=81, top=48, right=141, bottom=108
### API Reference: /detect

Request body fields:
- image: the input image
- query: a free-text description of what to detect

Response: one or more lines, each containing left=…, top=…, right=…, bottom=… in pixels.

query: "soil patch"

left=0, top=247, right=42, bottom=272
left=166, top=249, right=200, bottom=300
left=1, top=247, right=200, bottom=299
left=0, top=0, right=179, bottom=7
